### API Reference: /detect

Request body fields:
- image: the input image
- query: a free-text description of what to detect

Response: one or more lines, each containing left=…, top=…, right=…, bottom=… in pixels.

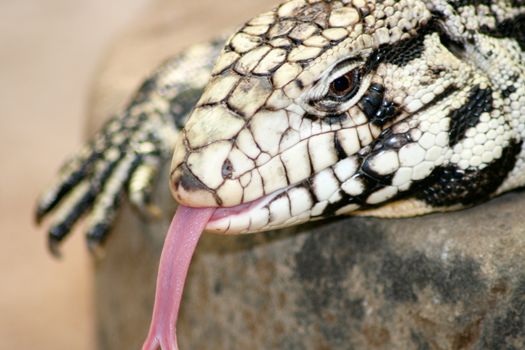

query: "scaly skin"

left=36, top=0, right=524, bottom=250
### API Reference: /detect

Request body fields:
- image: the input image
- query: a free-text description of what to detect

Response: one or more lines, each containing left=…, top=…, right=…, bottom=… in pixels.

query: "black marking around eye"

left=382, top=34, right=428, bottom=66
left=448, top=85, right=493, bottom=147
left=365, top=21, right=437, bottom=71
left=316, top=21, right=438, bottom=115
left=480, top=14, right=525, bottom=51
left=411, top=140, right=522, bottom=207
left=359, top=83, right=400, bottom=127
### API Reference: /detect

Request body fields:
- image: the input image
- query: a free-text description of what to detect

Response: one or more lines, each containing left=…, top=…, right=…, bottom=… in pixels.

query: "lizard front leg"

left=35, top=40, right=225, bottom=255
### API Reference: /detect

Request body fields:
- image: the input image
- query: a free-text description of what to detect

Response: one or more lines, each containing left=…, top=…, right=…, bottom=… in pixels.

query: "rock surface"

left=181, top=191, right=525, bottom=350
left=92, top=1, right=525, bottom=349
left=97, top=165, right=525, bottom=349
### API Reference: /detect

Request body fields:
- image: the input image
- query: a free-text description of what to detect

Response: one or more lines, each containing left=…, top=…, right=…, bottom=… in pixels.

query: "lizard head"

left=170, top=0, right=471, bottom=233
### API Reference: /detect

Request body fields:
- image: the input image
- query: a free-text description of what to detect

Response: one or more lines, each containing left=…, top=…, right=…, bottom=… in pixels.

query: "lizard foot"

left=36, top=99, right=173, bottom=256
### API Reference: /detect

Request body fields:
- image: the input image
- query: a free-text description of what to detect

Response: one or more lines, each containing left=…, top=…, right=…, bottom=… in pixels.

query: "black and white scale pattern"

left=37, top=0, right=525, bottom=247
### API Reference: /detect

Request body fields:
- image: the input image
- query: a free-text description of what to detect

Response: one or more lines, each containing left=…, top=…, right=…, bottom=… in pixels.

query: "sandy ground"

left=0, top=1, right=148, bottom=349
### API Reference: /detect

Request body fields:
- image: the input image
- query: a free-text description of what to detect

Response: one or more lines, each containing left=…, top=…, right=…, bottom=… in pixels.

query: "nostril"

left=221, top=159, right=233, bottom=179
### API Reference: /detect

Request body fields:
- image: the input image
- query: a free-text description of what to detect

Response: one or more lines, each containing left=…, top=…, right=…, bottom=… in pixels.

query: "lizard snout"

left=169, top=115, right=246, bottom=208
left=170, top=162, right=220, bottom=207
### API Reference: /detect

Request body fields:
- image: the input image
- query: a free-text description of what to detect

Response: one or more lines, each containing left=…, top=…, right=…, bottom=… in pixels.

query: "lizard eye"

left=329, top=68, right=361, bottom=99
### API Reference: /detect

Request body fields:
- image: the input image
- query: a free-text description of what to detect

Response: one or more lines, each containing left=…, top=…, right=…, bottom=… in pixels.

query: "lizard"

left=35, top=0, right=524, bottom=348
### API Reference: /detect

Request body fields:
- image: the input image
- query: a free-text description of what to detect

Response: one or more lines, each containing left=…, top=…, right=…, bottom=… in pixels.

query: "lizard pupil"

left=332, top=76, right=350, bottom=92
left=329, top=70, right=358, bottom=97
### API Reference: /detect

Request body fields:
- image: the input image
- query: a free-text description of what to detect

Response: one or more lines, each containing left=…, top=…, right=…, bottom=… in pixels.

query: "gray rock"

left=95, top=163, right=525, bottom=350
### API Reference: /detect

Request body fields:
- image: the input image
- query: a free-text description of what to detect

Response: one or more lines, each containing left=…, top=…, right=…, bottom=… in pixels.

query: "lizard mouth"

left=206, top=187, right=288, bottom=234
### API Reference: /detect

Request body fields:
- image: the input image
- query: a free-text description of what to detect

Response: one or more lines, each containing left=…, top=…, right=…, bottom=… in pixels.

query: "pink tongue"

left=142, top=205, right=215, bottom=350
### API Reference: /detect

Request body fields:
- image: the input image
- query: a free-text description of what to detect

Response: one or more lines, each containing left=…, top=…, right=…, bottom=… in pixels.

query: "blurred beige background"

left=0, top=0, right=275, bottom=349
left=0, top=1, right=148, bottom=349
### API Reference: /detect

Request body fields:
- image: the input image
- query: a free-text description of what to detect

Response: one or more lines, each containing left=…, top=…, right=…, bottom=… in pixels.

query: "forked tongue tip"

left=142, top=205, right=215, bottom=350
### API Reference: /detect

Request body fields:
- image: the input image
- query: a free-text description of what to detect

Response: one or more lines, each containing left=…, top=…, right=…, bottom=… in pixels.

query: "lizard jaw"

left=205, top=186, right=290, bottom=234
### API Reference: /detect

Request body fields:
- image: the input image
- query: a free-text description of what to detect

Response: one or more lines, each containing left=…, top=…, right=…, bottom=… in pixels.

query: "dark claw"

left=35, top=206, right=47, bottom=225
left=46, top=191, right=95, bottom=256
left=47, top=235, right=63, bottom=258
left=87, top=223, right=112, bottom=252
left=87, top=241, right=106, bottom=260
left=36, top=169, right=86, bottom=223
left=35, top=146, right=104, bottom=224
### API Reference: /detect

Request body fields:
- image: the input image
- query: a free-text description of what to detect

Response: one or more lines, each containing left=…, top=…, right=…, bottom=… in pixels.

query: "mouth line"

left=205, top=185, right=291, bottom=230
